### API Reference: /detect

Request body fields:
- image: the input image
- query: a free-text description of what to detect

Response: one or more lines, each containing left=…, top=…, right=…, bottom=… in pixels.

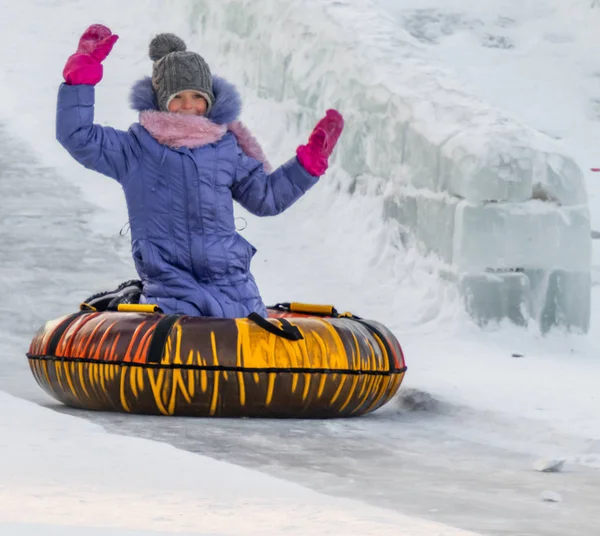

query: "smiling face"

left=167, top=90, right=209, bottom=116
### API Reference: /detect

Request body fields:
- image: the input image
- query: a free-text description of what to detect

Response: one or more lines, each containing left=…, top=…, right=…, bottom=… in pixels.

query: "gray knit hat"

left=149, top=33, right=215, bottom=113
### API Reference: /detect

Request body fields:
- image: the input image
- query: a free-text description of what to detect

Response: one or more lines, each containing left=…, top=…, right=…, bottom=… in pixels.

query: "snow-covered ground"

left=0, top=391, right=479, bottom=536
left=1, top=0, right=600, bottom=535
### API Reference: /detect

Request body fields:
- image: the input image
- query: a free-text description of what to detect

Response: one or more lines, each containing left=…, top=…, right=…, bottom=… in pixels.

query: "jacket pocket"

left=230, top=232, right=257, bottom=273
left=132, top=238, right=174, bottom=280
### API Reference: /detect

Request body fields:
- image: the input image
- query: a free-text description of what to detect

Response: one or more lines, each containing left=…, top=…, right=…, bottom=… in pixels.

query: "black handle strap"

left=147, top=314, right=181, bottom=364
left=248, top=312, right=304, bottom=341
left=46, top=311, right=89, bottom=356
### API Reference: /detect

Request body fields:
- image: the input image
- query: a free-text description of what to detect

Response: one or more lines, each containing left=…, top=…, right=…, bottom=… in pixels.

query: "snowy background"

left=0, top=0, right=599, bottom=535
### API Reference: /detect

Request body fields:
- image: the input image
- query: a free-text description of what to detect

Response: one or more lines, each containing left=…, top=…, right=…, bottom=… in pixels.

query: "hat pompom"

left=149, top=33, right=187, bottom=62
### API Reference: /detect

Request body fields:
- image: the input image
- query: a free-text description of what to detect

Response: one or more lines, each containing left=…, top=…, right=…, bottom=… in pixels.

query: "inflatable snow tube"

left=26, top=302, right=406, bottom=418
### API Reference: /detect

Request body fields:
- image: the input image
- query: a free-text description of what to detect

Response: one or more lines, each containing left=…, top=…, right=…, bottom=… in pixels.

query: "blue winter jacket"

left=56, top=76, right=319, bottom=317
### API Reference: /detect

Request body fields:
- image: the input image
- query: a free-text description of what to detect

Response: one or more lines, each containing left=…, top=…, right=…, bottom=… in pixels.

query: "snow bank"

left=0, top=390, right=480, bottom=536
left=181, top=0, right=591, bottom=332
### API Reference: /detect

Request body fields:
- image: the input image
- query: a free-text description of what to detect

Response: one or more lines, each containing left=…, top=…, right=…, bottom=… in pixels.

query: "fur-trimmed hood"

left=130, top=75, right=241, bottom=124
left=129, top=75, right=272, bottom=172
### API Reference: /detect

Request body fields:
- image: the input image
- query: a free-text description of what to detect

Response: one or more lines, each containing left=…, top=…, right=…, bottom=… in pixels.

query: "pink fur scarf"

left=139, top=111, right=273, bottom=173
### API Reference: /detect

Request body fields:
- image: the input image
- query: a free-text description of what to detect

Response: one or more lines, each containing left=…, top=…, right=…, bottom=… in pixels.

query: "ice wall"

left=182, top=0, right=591, bottom=332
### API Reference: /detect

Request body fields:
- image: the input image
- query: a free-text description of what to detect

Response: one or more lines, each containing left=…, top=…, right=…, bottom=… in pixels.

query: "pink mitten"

left=296, top=109, right=344, bottom=176
left=63, top=24, right=119, bottom=86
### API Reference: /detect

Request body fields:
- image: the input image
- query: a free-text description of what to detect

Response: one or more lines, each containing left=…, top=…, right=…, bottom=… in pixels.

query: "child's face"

left=167, top=90, right=208, bottom=116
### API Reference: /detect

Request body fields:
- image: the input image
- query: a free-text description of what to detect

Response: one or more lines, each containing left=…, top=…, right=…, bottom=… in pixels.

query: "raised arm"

left=231, top=109, right=344, bottom=216
left=56, top=24, right=140, bottom=182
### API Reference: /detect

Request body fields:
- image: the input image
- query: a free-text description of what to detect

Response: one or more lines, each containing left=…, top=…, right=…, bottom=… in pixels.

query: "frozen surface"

left=0, top=390, right=482, bottom=536
left=376, top=0, right=600, bottom=219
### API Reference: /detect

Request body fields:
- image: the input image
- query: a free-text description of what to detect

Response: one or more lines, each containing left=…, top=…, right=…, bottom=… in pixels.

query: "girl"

left=57, top=25, right=344, bottom=318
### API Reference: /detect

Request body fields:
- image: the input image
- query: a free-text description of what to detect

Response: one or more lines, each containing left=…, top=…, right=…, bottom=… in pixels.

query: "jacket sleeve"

left=56, top=83, right=141, bottom=183
left=231, top=151, right=319, bottom=217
